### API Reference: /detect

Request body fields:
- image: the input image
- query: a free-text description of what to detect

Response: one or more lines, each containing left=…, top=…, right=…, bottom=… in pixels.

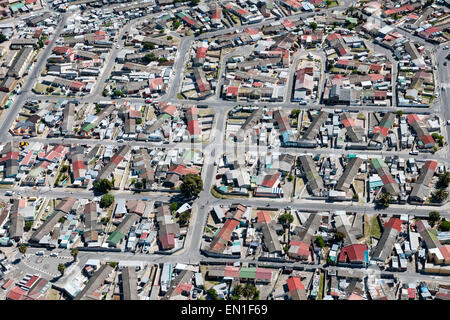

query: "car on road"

left=285, top=206, right=292, bottom=210
left=50, top=252, right=59, bottom=257
left=409, top=151, right=419, bottom=155
left=35, top=251, right=45, bottom=256
left=142, top=198, right=148, bottom=201
left=447, top=120, right=450, bottom=125
left=116, top=45, right=120, bottom=49
left=444, top=46, right=449, bottom=50
left=5, top=191, right=14, bottom=196
left=145, top=99, right=152, bottom=103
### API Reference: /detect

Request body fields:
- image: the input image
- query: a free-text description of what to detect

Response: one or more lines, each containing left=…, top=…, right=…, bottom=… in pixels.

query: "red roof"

left=6, top=286, right=26, bottom=300
left=255, top=267, right=273, bottom=280
left=160, top=233, right=175, bottom=249
left=289, top=240, right=310, bottom=257
left=161, top=104, right=176, bottom=116
left=338, top=244, right=367, bottom=263
left=261, top=172, right=281, bottom=188
left=439, top=245, right=450, bottom=261
left=129, top=110, right=141, bottom=119
left=195, top=46, right=208, bottom=59
left=384, top=217, right=402, bottom=232
left=257, top=211, right=272, bottom=224
left=226, top=86, right=239, bottom=96
left=424, top=160, right=438, bottom=171
left=187, top=119, right=200, bottom=136
left=286, top=277, right=305, bottom=292
left=224, top=266, right=240, bottom=278
left=168, top=164, right=198, bottom=176
left=408, top=288, right=416, bottom=299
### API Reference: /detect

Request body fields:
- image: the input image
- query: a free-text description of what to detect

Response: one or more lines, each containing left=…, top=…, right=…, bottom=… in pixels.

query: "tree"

left=207, top=288, right=219, bottom=300
left=58, top=263, right=66, bottom=276
left=396, top=110, right=403, bottom=117
left=102, top=89, right=108, bottom=97
left=0, top=33, right=7, bottom=43
left=439, top=220, right=450, bottom=232
left=290, top=109, right=301, bottom=118
left=432, top=189, right=448, bottom=203
left=109, top=261, right=118, bottom=268
left=24, top=221, right=33, bottom=231
left=287, top=174, right=294, bottom=182
left=190, top=0, right=199, bottom=4
left=18, top=245, right=27, bottom=254
left=143, top=53, right=157, bottom=63
left=135, top=181, right=143, bottom=189
left=233, top=284, right=243, bottom=298
left=143, top=42, right=155, bottom=50
left=100, top=194, right=115, bottom=208
left=429, top=211, right=441, bottom=224
left=180, top=174, right=203, bottom=198
left=379, top=192, right=392, bottom=208
left=93, top=179, right=113, bottom=193
left=316, top=236, right=325, bottom=248
left=173, top=19, right=181, bottom=29
left=242, top=283, right=259, bottom=300
left=167, top=36, right=173, bottom=40
left=70, top=248, right=79, bottom=261
left=178, top=211, right=191, bottom=226
left=334, top=231, right=345, bottom=242
left=136, top=118, right=143, bottom=125
left=437, top=171, right=450, bottom=188
left=278, top=213, right=294, bottom=227
left=169, top=202, right=179, bottom=212
left=112, top=89, right=124, bottom=97
left=310, top=22, right=318, bottom=30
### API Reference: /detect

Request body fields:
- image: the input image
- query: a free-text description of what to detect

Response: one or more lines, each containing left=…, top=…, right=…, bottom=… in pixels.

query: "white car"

left=35, top=251, right=45, bottom=256
left=116, top=45, right=120, bottom=49
left=447, top=120, right=450, bottom=125
left=50, top=252, right=59, bottom=257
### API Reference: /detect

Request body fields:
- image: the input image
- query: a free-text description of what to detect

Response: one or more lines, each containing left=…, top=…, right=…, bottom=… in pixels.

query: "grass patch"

left=210, top=187, right=247, bottom=199
left=177, top=93, right=184, bottom=100
left=370, top=215, right=381, bottom=238
left=318, top=272, right=324, bottom=300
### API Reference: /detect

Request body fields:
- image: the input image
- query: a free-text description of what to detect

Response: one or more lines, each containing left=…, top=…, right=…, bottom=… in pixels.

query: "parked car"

left=35, top=251, right=45, bottom=256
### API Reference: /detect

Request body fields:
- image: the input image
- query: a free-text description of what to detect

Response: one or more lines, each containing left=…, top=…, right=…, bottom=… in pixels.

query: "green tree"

left=58, top=263, right=66, bottom=276
left=242, top=283, right=259, bottom=300
left=70, top=247, right=79, bottom=261
left=143, top=53, right=157, bottom=63
left=432, top=189, right=449, bottom=203
left=93, top=179, right=113, bottom=193
left=102, top=89, right=108, bottom=97
left=439, top=220, right=450, bottom=232
left=100, top=194, right=115, bottom=208
left=112, top=89, right=124, bottom=97
left=429, top=211, right=441, bottom=224
left=290, top=109, right=301, bottom=118
left=396, top=110, right=403, bottom=117
left=207, top=288, right=219, bottom=300
left=178, top=211, right=191, bottom=226
left=278, top=213, right=294, bottom=227
left=135, top=181, right=143, bottom=189
left=437, top=171, right=450, bottom=188
left=18, top=245, right=27, bottom=254
left=143, top=42, right=155, bottom=50
left=316, top=236, right=325, bottom=248
left=136, top=118, right=143, bottom=125
left=379, top=192, right=392, bottom=208
left=24, top=221, right=33, bottom=231
left=169, top=202, right=179, bottom=212
left=109, top=261, right=118, bottom=268
left=0, top=33, right=7, bottom=43
left=173, top=19, right=181, bottom=29
left=287, top=174, right=294, bottom=182
left=310, top=22, right=318, bottom=30
left=334, top=231, right=346, bottom=242
left=180, top=174, right=203, bottom=198
left=167, top=36, right=173, bottom=40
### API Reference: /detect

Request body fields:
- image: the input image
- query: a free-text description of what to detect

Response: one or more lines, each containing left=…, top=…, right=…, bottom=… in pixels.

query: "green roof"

left=107, top=231, right=126, bottom=245
left=182, top=150, right=195, bottom=161
left=159, top=113, right=172, bottom=120
left=82, top=123, right=96, bottom=132
left=10, top=2, right=24, bottom=11
left=371, top=158, right=386, bottom=170
left=239, top=267, right=256, bottom=279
